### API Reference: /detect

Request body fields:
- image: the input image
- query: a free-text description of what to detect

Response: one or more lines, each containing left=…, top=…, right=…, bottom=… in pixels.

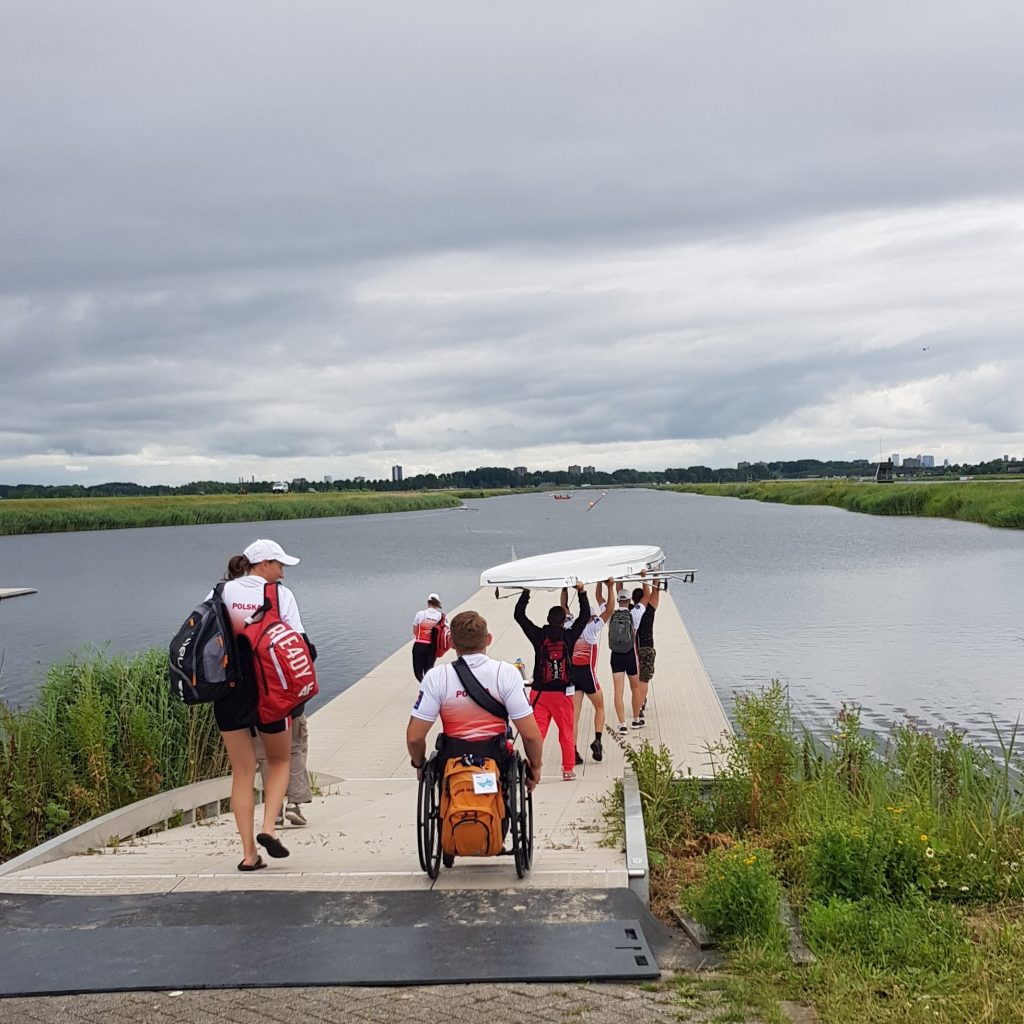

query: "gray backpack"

left=607, top=609, right=635, bottom=653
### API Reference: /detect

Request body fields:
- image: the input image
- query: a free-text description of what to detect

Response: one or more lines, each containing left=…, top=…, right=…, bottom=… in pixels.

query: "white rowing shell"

left=480, top=545, right=665, bottom=590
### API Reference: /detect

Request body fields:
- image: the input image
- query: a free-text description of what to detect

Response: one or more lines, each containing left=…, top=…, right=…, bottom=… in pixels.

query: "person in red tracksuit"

left=514, top=583, right=590, bottom=781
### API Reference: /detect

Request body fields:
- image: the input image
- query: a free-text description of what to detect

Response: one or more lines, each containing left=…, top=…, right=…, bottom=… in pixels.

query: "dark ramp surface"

left=0, top=889, right=703, bottom=997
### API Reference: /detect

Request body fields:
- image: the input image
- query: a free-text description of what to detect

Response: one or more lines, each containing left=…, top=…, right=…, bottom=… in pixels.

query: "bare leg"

left=630, top=675, right=648, bottom=719
left=612, top=671, right=626, bottom=727
left=221, top=728, right=258, bottom=865
left=573, top=691, right=585, bottom=745
left=259, top=729, right=292, bottom=838
left=589, top=690, right=606, bottom=734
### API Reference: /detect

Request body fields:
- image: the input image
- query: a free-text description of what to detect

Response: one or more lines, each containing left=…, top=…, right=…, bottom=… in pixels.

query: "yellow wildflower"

left=920, top=834, right=928, bottom=842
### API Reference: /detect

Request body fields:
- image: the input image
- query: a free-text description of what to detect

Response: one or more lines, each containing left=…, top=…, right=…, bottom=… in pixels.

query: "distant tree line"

left=0, top=457, right=1017, bottom=500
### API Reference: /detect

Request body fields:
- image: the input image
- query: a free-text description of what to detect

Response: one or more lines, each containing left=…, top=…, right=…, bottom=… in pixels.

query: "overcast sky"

left=2, top=2, right=1023, bottom=485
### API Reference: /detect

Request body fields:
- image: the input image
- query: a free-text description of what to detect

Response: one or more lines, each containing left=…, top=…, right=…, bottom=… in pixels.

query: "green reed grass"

left=0, top=649, right=226, bottom=861
left=0, top=491, right=462, bottom=535
left=662, top=480, right=1024, bottom=530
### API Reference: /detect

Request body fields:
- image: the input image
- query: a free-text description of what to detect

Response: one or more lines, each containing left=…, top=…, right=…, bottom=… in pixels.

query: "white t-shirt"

left=218, top=575, right=305, bottom=634
left=411, top=653, right=533, bottom=741
left=412, top=606, right=443, bottom=643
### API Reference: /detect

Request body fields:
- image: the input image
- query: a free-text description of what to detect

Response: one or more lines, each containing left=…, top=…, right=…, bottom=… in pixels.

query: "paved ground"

left=0, top=979, right=759, bottom=1024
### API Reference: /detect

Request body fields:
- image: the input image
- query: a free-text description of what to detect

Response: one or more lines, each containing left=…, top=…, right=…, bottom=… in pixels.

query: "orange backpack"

left=440, top=754, right=506, bottom=857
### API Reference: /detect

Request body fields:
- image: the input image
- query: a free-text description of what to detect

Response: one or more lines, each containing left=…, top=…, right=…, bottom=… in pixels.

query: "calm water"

left=1, top=490, right=1021, bottom=744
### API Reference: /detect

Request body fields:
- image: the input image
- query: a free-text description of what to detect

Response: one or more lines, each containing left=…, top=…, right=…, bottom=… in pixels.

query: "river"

left=1, top=489, right=1021, bottom=745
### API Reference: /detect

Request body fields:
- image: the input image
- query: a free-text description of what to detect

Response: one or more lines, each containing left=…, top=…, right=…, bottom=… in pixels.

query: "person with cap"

left=514, top=582, right=590, bottom=780
left=609, top=573, right=652, bottom=734
left=412, top=593, right=445, bottom=682
left=214, top=538, right=312, bottom=868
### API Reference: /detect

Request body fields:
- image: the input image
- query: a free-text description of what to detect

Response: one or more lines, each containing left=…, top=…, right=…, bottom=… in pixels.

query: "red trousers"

left=530, top=689, right=575, bottom=772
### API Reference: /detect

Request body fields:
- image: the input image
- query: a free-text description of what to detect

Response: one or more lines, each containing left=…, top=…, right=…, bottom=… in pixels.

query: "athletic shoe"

left=590, top=738, right=603, bottom=762
left=285, top=804, right=307, bottom=826
left=631, top=718, right=645, bottom=730
left=617, top=724, right=629, bottom=736
left=562, top=769, right=576, bottom=781
left=574, top=750, right=584, bottom=766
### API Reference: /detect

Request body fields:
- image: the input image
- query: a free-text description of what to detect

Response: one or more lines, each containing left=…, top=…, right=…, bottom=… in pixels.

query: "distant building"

left=568, top=464, right=581, bottom=475
left=874, top=460, right=894, bottom=483
left=891, top=453, right=900, bottom=467
left=391, top=465, right=403, bottom=482
left=903, top=457, right=921, bottom=469
left=514, top=466, right=527, bottom=477
left=354, top=475, right=365, bottom=483
left=323, top=474, right=332, bottom=485
left=583, top=465, right=595, bottom=474
left=921, top=455, right=935, bottom=468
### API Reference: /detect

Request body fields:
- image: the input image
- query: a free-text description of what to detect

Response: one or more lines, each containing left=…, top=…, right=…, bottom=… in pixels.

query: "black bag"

left=168, top=581, right=241, bottom=703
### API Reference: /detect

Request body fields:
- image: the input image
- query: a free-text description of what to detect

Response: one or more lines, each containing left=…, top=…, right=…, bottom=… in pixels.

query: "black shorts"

left=570, top=662, right=601, bottom=695
left=610, top=648, right=638, bottom=677
left=214, top=683, right=301, bottom=735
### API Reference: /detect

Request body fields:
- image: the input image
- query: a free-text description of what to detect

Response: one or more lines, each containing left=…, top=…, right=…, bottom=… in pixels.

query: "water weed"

left=0, top=649, right=226, bottom=861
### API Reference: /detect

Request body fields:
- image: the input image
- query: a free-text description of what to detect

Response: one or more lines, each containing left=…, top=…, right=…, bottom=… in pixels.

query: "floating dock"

left=0, top=588, right=731, bottom=896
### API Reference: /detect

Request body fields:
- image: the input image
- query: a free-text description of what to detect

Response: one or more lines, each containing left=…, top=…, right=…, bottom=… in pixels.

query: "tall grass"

left=662, top=480, right=1024, bottom=530
left=0, top=491, right=462, bottom=536
left=0, top=649, right=226, bottom=861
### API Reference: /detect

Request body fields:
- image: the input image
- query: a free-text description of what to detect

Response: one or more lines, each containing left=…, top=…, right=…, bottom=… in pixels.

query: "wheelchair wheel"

left=510, top=755, right=534, bottom=877
left=416, top=757, right=442, bottom=879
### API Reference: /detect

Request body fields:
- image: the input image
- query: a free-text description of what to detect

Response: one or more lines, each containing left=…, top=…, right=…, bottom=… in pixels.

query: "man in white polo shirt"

left=406, top=610, right=543, bottom=790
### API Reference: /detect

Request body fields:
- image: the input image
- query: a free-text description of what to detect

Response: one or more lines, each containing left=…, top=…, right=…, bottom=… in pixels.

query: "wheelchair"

left=417, top=737, right=534, bottom=879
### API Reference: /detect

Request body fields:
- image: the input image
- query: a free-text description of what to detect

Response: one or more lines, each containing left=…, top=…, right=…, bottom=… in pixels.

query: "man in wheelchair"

left=406, top=610, right=543, bottom=874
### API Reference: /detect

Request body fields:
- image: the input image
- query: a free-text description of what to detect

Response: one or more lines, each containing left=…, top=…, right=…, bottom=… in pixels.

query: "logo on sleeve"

left=413, top=690, right=424, bottom=710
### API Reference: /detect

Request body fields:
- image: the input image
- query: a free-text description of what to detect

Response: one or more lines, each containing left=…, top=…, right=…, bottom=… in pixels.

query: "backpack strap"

left=452, top=657, right=509, bottom=722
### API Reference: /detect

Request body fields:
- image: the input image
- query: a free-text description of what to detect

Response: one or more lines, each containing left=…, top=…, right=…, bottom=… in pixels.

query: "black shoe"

left=574, top=750, right=584, bottom=765
left=590, top=738, right=603, bottom=762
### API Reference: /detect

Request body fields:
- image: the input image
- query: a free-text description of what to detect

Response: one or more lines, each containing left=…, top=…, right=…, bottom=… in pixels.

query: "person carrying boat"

left=412, top=593, right=444, bottom=681
left=514, top=583, right=590, bottom=780
left=609, top=573, right=652, bottom=733
left=632, top=578, right=661, bottom=718
left=568, top=578, right=615, bottom=764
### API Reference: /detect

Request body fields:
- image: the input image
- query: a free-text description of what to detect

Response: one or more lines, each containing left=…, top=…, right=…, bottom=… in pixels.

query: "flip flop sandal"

left=237, top=855, right=266, bottom=872
left=256, top=833, right=290, bottom=858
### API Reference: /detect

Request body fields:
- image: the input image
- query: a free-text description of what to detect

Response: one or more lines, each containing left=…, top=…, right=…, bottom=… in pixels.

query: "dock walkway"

left=0, top=588, right=731, bottom=897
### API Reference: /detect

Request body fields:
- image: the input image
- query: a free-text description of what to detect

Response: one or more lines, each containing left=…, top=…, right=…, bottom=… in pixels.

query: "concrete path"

left=0, top=587, right=731, bottom=896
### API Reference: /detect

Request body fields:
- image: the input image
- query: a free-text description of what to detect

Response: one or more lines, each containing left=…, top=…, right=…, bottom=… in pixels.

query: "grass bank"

left=0, top=649, right=226, bottom=862
left=607, top=686, right=1024, bottom=1022
left=0, top=490, right=463, bottom=535
left=661, top=480, right=1024, bottom=530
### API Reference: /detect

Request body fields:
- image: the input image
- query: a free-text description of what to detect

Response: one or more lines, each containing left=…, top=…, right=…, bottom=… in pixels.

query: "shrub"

left=683, top=844, right=785, bottom=948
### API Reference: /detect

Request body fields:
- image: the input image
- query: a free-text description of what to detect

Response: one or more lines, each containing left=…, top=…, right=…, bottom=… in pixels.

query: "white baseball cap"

left=244, top=539, right=300, bottom=566
left=617, top=590, right=630, bottom=603
left=428, top=592, right=442, bottom=604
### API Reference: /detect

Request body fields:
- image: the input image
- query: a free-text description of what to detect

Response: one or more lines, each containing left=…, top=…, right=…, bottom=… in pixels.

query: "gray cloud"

left=2, top=1, right=1024, bottom=483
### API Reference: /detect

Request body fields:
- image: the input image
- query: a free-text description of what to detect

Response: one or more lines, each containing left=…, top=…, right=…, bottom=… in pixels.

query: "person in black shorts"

left=609, top=574, right=652, bottom=733
left=213, top=541, right=311, bottom=869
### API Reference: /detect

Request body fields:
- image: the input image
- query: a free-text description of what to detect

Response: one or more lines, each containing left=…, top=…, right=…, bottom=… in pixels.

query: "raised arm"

left=513, top=589, right=542, bottom=645
left=600, top=576, right=616, bottom=622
